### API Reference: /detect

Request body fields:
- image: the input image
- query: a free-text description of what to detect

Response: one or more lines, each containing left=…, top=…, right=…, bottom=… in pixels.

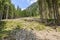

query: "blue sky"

left=11, top=0, right=37, bottom=10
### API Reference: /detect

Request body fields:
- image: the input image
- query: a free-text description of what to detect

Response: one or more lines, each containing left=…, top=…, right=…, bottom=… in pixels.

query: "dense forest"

left=38, top=0, right=60, bottom=25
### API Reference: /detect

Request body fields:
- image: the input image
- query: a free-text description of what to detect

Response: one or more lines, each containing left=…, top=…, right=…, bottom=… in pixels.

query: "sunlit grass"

left=0, top=19, right=46, bottom=39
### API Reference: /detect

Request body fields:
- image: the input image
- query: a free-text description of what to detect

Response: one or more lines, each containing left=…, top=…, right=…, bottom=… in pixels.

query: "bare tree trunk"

left=0, top=14, right=2, bottom=20
left=6, top=6, right=9, bottom=19
left=11, top=12, right=14, bottom=19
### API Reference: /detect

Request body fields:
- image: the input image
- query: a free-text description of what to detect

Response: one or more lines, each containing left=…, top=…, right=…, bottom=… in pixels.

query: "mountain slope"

left=23, top=2, right=39, bottom=17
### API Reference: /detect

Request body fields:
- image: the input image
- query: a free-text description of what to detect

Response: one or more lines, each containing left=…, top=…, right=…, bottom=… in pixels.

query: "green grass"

left=0, top=19, right=46, bottom=39
left=0, top=21, right=23, bottom=39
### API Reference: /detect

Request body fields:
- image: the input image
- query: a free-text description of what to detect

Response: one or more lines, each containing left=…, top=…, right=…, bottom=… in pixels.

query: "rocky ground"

left=3, top=29, right=60, bottom=40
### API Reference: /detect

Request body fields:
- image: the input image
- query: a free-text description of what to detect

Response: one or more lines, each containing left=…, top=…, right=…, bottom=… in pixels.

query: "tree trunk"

left=38, top=0, right=47, bottom=23
left=6, top=5, right=9, bottom=19
left=52, top=0, right=59, bottom=24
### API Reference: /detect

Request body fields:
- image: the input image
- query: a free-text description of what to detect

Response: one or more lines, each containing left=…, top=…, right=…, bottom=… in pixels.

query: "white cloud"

left=21, top=8, right=26, bottom=10
left=27, top=0, right=37, bottom=4
left=31, top=0, right=37, bottom=4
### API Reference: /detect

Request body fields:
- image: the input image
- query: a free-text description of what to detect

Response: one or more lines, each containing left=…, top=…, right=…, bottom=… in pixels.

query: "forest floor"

left=0, top=17, right=60, bottom=40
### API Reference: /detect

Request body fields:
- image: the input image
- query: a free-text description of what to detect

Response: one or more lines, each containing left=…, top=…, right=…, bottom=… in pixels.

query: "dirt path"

left=32, top=29, right=60, bottom=40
